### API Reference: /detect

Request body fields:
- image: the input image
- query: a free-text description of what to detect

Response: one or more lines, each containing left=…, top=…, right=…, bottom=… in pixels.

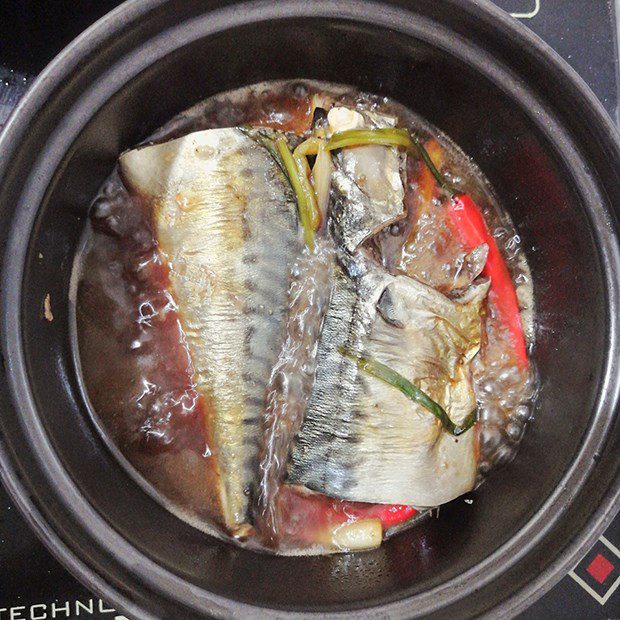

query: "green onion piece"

left=325, top=127, right=462, bottom=196
left=326, top=128, right=413, bottom=151
left=295, top=152, right=322, bottom=231
left=339, top=347, right=477, bottom=436
left=294, top=137, right=320, bottom=158
left=294, top=138, right=329, bottom=230
left=311, top=140, right=334, bottom=220
left=408, top=134, right=462, bottom=196
left=275, top=137, right=318, bottom=250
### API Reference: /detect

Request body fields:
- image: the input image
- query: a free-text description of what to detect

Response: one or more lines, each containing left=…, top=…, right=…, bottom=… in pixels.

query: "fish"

left=119, top=127, right=302, bottom=535
left=327, top=107, right=406, bottom=252
left=288, top=251, right=489, bottom=508
left=255, top=238, right=335, bottom=544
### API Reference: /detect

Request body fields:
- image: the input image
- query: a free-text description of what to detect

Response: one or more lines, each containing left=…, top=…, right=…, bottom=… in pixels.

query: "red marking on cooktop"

left=586, top=554, right=614, bottom=584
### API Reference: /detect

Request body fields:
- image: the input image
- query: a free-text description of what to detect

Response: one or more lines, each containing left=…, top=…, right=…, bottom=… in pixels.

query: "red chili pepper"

left=277, top=486, right=416, bottom=545
left=408, top=135, right=528, bottom=369
left=350, top=503, right=417, bottom=528
left=448, top=194, right=528, bottom=368
left=318, top=497, right=416, bottom=530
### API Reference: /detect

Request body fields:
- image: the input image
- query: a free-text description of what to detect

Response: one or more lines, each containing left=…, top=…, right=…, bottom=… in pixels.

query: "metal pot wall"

left=0, top=1, right=618, bottom=617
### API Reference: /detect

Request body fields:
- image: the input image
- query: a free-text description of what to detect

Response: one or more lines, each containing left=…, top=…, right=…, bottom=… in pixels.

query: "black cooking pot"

left=0, top=0, right=619, bottom=617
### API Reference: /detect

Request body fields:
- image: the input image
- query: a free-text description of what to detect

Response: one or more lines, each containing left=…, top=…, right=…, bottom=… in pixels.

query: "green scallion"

left=339, top=347, right=477, bottom=436
left=275, top=136, right=318, bottom=250
left=326, top=127, right=413, bottom=151
left=326, top=127, right=462, bottom=196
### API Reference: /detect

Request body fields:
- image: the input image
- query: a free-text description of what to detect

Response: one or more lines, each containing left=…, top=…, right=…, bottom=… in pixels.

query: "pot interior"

left=4, top=3, right=618, bottom=616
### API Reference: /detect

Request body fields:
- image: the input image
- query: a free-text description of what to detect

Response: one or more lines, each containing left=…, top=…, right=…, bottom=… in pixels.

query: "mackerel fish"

left=120, top=127, right=301, bottom=535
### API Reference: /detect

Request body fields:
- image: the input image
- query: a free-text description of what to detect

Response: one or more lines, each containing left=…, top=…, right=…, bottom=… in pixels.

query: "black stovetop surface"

left=0, top=1, right=618, bottom=618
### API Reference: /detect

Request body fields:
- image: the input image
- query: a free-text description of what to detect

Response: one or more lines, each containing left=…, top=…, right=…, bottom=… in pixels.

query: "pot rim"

left=0, top=1, right=619, bottom=618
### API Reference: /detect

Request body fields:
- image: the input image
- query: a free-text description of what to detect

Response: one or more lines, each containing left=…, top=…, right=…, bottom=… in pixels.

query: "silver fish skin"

left=288, top=252, right=488, bottom=508
left=119, top=127, right=301, bottom=535
left=286, top=253, right=386, bottom=489
left=327, top=107, right=406, bottom=253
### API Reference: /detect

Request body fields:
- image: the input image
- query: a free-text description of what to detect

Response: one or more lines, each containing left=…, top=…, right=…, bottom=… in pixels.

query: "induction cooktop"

left=0, top=1, right=618, bottom=618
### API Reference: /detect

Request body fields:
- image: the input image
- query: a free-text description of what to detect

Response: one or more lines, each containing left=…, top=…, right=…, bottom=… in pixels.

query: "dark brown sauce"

left=78, top=172, right=227, bottom=522
left=75, top=80, right=537, bottom=554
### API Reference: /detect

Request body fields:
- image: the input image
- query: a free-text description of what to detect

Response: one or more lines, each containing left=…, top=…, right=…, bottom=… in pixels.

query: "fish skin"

left=328, top=108, right=406, bottom=253
left=286, top=253, right=387, bottom=493
left=120, top=127, right=301, bottom=534
left=288, top=252, right=488, bottom=508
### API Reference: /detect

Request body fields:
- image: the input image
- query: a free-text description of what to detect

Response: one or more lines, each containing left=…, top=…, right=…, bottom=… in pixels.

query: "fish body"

left=288, top=251, right=488, bottom=507
left=120, top=128, right=301, bottom=534
left=328, top=108, right=406, bottom=252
